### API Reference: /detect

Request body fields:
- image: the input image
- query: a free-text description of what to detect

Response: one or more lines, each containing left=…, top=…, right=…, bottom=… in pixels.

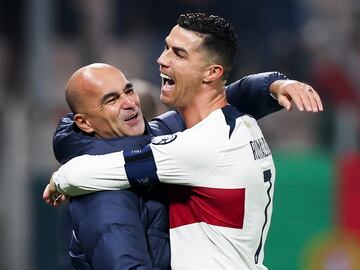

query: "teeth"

left=160, top=73, right=172, bottom=80
left=125, top=113, right=137, bottom=121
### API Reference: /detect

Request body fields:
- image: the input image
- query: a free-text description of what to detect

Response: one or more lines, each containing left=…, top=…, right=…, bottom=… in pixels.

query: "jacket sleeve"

left=149, top=111, right=186, bottom=135
left=226, top=71, right=287, bottom=119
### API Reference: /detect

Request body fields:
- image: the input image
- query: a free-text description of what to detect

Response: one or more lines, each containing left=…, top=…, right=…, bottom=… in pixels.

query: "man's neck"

left=178, top=91, right=227, bottom=129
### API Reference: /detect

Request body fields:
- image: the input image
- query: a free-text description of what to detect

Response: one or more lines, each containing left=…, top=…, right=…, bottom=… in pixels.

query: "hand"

left=42, top=172, right=69, bottom=207
left=270, top=80, right=323, bottom=112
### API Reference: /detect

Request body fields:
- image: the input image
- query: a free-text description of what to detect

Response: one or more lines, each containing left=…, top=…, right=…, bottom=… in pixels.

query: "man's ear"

left=203, top=65, right=223, bottom=84
left=74, top=114, right=95, bottom=134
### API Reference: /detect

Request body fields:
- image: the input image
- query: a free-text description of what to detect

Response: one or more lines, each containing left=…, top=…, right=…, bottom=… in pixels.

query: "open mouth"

left=124, top=113, right=138, bottom=121
left=160, top=73, right=175, bottom=86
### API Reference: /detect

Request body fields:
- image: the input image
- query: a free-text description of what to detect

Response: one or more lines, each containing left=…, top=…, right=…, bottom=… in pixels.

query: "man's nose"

left=121, top=95, right=136, bottom=108
left=157, top=51, right=169, bottom=67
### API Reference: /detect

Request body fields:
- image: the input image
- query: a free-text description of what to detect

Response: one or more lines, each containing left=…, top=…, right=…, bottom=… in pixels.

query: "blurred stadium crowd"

left=0, top=1, right=359, bottom=269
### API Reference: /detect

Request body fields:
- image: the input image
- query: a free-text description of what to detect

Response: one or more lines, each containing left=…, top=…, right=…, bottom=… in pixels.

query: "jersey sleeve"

left=53, top=131, right=212, bottom=196
left=53, top=152, right=131, bottom=195
left=226, top=71, right=286, bottom=119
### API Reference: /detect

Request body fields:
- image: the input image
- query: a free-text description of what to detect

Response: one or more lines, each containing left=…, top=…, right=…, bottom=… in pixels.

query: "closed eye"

left=105, top=96, right=119, bottom=105
left=163, top=43, right=185, bottom=58
left=173, top=47, right=187, bottom=58
left=104, top=93, right=120, bottom=105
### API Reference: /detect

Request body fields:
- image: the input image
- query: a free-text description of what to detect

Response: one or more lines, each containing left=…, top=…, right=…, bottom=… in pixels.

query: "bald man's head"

left=65, top=63, right=118, bottom=113
left=64, top=63, right=145, bottom=138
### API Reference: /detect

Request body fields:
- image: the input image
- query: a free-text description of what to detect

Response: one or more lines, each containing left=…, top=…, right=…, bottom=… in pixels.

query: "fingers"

left=277, top=81, right=324, bottom=112
left=311, top=88, right=323, bottom=111
left=43, top=192, right=67, bottom=207
left=42, top=184, right=52, bottom=204
left=51, top=195, right=68, bottom=207
left=298, top=85, right=323, bottom=112
left=42, top=182, right=69, bottom=207
left=42, top=184, right=57, bottom=206
left=277, top=95, right=292, bottom=111
left=293, top=84, right=311, bottom=111
left=287, top=85, right=305, bottom=111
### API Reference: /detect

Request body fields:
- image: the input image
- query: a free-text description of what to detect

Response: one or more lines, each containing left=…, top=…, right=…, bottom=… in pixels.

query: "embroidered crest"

left=151, top=134, right=177, bottom=145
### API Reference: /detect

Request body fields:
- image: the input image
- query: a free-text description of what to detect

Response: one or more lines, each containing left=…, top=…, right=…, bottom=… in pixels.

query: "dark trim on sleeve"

left=123, top=145, right=160, bottom=188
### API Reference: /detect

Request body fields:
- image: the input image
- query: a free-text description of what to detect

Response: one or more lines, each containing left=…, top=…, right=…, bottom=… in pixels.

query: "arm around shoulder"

left=226, top=71, right=286, bottom=119
left=53, top=152, right=131, bottom=196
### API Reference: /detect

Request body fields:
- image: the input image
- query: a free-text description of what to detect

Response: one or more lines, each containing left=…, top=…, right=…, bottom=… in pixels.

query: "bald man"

left=50, top=63, right=172, bottom=270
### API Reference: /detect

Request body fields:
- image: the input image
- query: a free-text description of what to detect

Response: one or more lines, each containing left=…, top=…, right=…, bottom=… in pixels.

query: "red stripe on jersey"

left=167, top=185, right=245, bottom=229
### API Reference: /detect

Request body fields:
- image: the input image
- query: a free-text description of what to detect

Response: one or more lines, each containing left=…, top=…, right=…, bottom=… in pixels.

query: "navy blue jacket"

left=53, top=72, right=286, bottom=270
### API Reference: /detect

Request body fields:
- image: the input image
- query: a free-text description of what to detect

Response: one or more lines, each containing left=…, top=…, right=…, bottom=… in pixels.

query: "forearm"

left=226, top=71, right=286, bottom=119
left=52, top=137, right=189, bottom=196
left=53, top=153, right=131, bottom=196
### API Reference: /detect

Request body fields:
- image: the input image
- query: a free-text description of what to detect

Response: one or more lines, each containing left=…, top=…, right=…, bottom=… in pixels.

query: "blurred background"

left=0, top=0, right=359, bottom=269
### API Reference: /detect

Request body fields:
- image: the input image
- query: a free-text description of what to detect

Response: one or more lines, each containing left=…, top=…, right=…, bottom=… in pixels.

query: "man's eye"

left=175, top=51, right=183, bottom=58
left=173, top=49, right=185, bottom=58
left=105, top=97, right=118, bottom=105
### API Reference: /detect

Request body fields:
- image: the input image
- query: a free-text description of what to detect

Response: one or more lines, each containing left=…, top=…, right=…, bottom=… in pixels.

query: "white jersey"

left=54, top=105, right=275, bottom=270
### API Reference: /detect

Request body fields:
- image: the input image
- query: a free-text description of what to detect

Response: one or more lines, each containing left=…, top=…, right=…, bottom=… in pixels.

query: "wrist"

left=49, top=173, right=58, bottom=193
left=269, top=80, right=283, bottom=100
